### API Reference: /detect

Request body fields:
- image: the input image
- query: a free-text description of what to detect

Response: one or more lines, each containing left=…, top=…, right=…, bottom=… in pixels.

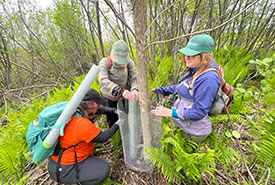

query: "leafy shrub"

left=149, top=56, right=174, bottom=90
left=147, top=119, right=216, bottom=183
left=214, top=48, right=254, bottom=86
left=0, top=75, right=95, bottom=183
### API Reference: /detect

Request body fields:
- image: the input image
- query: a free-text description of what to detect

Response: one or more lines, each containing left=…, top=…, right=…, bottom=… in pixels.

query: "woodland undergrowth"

left=0, top=51, right=274, bottom=185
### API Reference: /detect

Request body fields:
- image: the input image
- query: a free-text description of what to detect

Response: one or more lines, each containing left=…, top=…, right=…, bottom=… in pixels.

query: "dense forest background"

left=0, top=0, right=274, bottom=184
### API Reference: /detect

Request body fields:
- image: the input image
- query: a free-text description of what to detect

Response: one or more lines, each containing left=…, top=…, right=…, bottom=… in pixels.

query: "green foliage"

left=214, top=48, right=254, bottom=86
left=147, top=52, right=275, bottom=184
left=111, top=130, right=122, bottom=159
left=147, top=146, right=184, bottom=183
left=249, top=54, right=275, bottom=77
left=0, top=104, right=34, bottom=183
left=250, top=53, right=275, bottom=107
left=16, top=175, right=29, bottom=185
left=206, top=132, right=241, bottom=169
left=250, top=108, right=275, bottom=181
left=0, top=74, right=95, bottom=183
left=231, top=53, right=275, bottom=181
left=98, top=177, right=122, bottom=185
left=257, top=135, right=275, bottom=176
left=147, top=120, right=216, bottom=183
left=229, top=83, right=262, bottom=116
left=0, top=91, right=71, bottom=183
left=149, top=56, right=174, bottom=90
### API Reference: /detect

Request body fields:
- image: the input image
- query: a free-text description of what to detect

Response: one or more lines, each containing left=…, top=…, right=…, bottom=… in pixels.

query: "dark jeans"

left=48, top=156, right=110, bottom=185
left=104, top=98, right=118, bottom=128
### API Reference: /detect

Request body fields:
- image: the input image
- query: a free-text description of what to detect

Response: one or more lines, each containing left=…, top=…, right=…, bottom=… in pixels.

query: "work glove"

left=103, top=107, right=117, bottom=114
left=96, top=106, right=117, bottom=115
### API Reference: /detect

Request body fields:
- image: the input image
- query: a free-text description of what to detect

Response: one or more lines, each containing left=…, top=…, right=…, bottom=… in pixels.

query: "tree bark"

left=0, top=32, right=11, bottom=89
left=173, top=1, right=186, bottom=83
left=95, top=0, right=105, bottom=58
left=132, top=0, right=152, bottom=160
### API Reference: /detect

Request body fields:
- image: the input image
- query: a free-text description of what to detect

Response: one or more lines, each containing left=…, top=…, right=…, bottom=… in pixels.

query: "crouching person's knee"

left=81, top=157, right=111, bottom=185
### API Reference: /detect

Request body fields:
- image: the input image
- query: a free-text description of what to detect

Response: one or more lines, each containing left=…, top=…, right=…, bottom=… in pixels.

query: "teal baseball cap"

left=179, top=34, right=214, bottom=56
left=112, top=40, right=129, bottom=64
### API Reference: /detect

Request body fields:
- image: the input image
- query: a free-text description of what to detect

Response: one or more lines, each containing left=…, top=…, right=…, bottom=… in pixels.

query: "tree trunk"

left=95, top=0, right=105, bottom=57
left=132, top=0, right=152, bottom=160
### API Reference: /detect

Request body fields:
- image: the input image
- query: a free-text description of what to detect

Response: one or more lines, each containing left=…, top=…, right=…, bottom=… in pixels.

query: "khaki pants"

left=180, top=130, right=208, bottom=145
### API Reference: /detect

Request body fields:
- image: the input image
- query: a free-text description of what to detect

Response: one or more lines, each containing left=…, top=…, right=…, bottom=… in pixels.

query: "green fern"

left=98, top=177, right=122, bottom=185
left=0, top=122, right=28, bottom=183
left=254, top=109, right=275, bottom=180
left=146, top=146, right=184, bottom=183
left=206, top=131, right=241, bottom=169
left=149, top=56, right=174, bottom=90
left=0, top=76, right=87, bottom=183
left=147, top=125, right=216, bottom=183
left=111, top=130, right=122, bottom=159
left=214, top=47, right=254, bottom=86
left=258, top=135, right=275, bottom=165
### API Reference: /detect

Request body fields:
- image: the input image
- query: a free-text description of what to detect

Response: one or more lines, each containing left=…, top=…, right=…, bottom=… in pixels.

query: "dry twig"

left=215, top=170, right=236, bottom=185
left=104, top=0, right=135, bottom=37
left=39, top=174, right=50, bottom=185
left=257, top=167, right=271, bottom=185
left=237, top=139, right=257, bottom=185
left=0, top=89, right=54, bottom=124
left=33, top=171, right=48, bottom=181
left=146, top=0, right=260, bottom=49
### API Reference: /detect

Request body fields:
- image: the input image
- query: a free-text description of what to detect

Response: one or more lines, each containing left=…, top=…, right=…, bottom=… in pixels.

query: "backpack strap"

left=107, top=56, right=112, bottom=69
left=188, top=68, right=217, bottom=97
left=107, top=56, right=130, bottom=69
left=171, top=70, right=194, bottom=106
left=59, top=113, right=83, bottom=136
left=56, top=141, right=83, bottom=183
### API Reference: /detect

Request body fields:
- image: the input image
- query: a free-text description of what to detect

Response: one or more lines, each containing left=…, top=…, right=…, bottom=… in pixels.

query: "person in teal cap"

left=151, top=34, right=221, bottom=144
left=98, top=40, right=139, bottom=127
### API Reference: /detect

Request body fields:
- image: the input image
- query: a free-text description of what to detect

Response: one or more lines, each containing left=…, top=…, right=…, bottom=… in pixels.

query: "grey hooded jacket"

left=98, top=57, right=138, bottom=101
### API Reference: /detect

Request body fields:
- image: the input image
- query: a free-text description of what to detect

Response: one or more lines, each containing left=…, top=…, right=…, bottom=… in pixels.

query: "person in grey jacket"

left=98, top=40, right=139, bottom=127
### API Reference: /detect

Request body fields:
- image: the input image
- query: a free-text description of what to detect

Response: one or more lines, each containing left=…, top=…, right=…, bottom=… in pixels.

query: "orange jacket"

left=51, top=117, right=100, bottom=165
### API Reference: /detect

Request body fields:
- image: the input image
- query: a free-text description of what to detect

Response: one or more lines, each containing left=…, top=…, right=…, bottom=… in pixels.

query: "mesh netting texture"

left=117, top=98, right=162, bottom=172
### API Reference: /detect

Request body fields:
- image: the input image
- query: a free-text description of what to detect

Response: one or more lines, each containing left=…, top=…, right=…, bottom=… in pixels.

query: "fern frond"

left=257, top=135, right=275, bottom=168
left=146, top=147, right=184, bottom=183
left=206, top=132, right=241, bottom=168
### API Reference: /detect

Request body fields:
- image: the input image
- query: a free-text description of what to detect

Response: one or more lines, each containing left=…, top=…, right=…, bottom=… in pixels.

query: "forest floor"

left=26, top=135, right=275, bottom=185
left=26, top=140, right=168, bottom=185
left=25, top=138, right=241, bottom=185
left=25, top=117, right=275, bottom=185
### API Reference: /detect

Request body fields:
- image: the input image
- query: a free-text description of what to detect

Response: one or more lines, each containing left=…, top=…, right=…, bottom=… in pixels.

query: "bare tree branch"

left=17, top=0, right=60, bottom=70
left=98, top=6, right=120, bottom=40
left=104, top=0, right=135, bottom=37
left=0, top=89, right=54, bottom=125
left=79, top=0, right=100, bottom=61
left=146, top=0, right=260, bottom=49
left=145, top=0, right=182, bottom=37
left=10, top=61, right=58, bottom=85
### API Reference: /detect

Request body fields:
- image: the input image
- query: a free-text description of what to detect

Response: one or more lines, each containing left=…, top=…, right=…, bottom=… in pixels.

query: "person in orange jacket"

left=48, top=88, right=122, bottom=185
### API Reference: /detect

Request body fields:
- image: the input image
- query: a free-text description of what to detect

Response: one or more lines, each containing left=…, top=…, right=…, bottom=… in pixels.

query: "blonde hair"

left=181, top=53, right=213, bottom=78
